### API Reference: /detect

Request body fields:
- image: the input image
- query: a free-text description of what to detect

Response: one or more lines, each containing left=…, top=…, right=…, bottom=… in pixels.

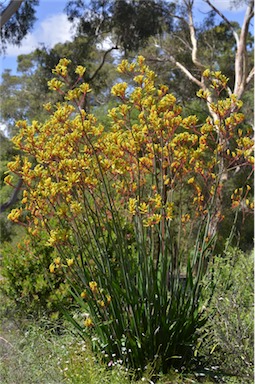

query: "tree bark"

left=234, top=0, right=254, bottom=98
left=0, top=178, right=23, bottom=213
left=205, top=0, right=254, bottom=100
left=0, top=0, right=24, bottom=29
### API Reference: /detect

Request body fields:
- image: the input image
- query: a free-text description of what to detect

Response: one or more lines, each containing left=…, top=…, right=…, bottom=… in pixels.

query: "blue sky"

left=0, top=0, right=252, bottom=75
left=1, top=0, right=75, bottom=73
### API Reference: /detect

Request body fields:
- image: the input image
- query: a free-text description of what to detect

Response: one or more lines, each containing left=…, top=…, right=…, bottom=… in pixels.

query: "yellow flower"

left=152, top=194, right=162, bottom=209
left=163, top=175, right=170, bottom=185
left=54, top=257, right=61, bottom=265
left=84, top=317, right=93, bottom=327
left=52, top=58, right=71, bottom=77
left=81, top=291, right=88, bottom=299
left=143, top=214, right=161, bottom=227
left=70, top=201, right=82, bottom=215
left=138, top=202, right=149, bottom=214
left=67, top=258, right=74, bottom=267
left=111, top=82, right=128, bottom=98
left=89, top=281, right=98, bottom=293
left=22, top=196, right=28, bottom=204
left=75, top=65, right=86, bottom=77
left=4, top=174, right=13, bottom=186
left=128, top=198, right=137, bottom=215
left=165, top=203, right=174, bottom=220
left=181, top=214, right=190, bottom=223
left=98, top=300, right=105, bottom=308
left=79, top=83, right=91, bottom=94
left=8, top=208, right=22, bottom=223
left=47, top=78, right=64, bottom=91
left=49, top=263, right=55, bottom=273
left=232, top=201, right=240, bottom=208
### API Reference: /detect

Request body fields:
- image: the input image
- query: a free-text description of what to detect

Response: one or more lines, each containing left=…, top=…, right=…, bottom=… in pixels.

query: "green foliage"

left=199, top=247, right=254, bottom=381
left=0, top=235, right=72, bottom=318
left=65, top=0, right=173, bottom=53
left=0, top=0, right=39, bottom=53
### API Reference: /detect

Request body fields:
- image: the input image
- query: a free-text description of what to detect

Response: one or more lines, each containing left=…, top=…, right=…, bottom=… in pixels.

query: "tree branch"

left=145, top=54, right=203, bottom=88
left=205, top=0, right=254, bottom=99
left=166, top=12, right=189, bottom=26
left=0, top=0, right=24, bottom=29
left=175, top=60, right=203, bottom=88
left=185, top=0, right=205, bottom=70
left=234, top=0, right=254, bottom=97
left=246, top=67, right=254, bottom=85
left=203, top=0, right=239, bottom=44
left=0, top=178, right=23, bottom=213
left=89, top=45, right=119, bottom=82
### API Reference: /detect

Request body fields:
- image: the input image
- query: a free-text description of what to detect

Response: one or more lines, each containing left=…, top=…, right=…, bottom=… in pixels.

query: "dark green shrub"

left=199, top=247, right=254, bottom=381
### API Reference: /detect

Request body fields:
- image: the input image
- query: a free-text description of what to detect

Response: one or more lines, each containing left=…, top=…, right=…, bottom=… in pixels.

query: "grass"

left=0, top=297, right=215, bottom=384
left=0, top=304, right=246, bottom=384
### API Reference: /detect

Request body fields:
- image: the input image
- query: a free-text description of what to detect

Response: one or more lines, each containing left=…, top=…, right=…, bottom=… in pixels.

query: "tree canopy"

left=0, top=0, right=39, bottom=52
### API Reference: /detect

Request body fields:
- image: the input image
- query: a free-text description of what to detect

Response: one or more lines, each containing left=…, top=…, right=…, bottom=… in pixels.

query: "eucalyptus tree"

left=0, top=0, right=39, bottom=52
left=64, top=0, right=254, bottom=100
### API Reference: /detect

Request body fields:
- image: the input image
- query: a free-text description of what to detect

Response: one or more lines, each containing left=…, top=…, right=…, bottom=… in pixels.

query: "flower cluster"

left=6, top=56, right=253, bottom=250
left=80, top=280, right=112, bottom=329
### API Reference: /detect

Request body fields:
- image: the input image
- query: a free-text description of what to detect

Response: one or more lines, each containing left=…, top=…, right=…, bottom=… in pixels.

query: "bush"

left=199, top=247, right=254, bottom=381
left=0, top=235, right=73, bottom=319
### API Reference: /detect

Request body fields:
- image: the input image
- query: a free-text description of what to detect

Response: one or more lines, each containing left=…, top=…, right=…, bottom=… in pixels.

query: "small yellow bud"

left=84, top=317, right=93, bottom=327
left=138, top=202, right=149, bottom=214
left=67, top=258, right=74, bottom=267
left=89, top=281, right=98, bottom=293
left=54, top=257, right=61, bottom=265
left=81, top=291, right=88, bottom=299
left=128, top=198, right=137, bottom=215
left=75, top=65, right=86, bottom=77
left=98, top=300, right=105, bottom=308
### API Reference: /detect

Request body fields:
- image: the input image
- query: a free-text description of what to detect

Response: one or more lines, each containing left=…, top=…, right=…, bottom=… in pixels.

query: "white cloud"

left=5, top=13, right=75, bottom=57
left=39, top=13, right=75, bottom=47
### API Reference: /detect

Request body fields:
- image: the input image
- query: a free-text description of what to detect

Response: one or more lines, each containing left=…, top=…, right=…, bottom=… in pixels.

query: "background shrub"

left=199, top=247, right=254, bottom=381
left=0, top=235, right=73, bottom=320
